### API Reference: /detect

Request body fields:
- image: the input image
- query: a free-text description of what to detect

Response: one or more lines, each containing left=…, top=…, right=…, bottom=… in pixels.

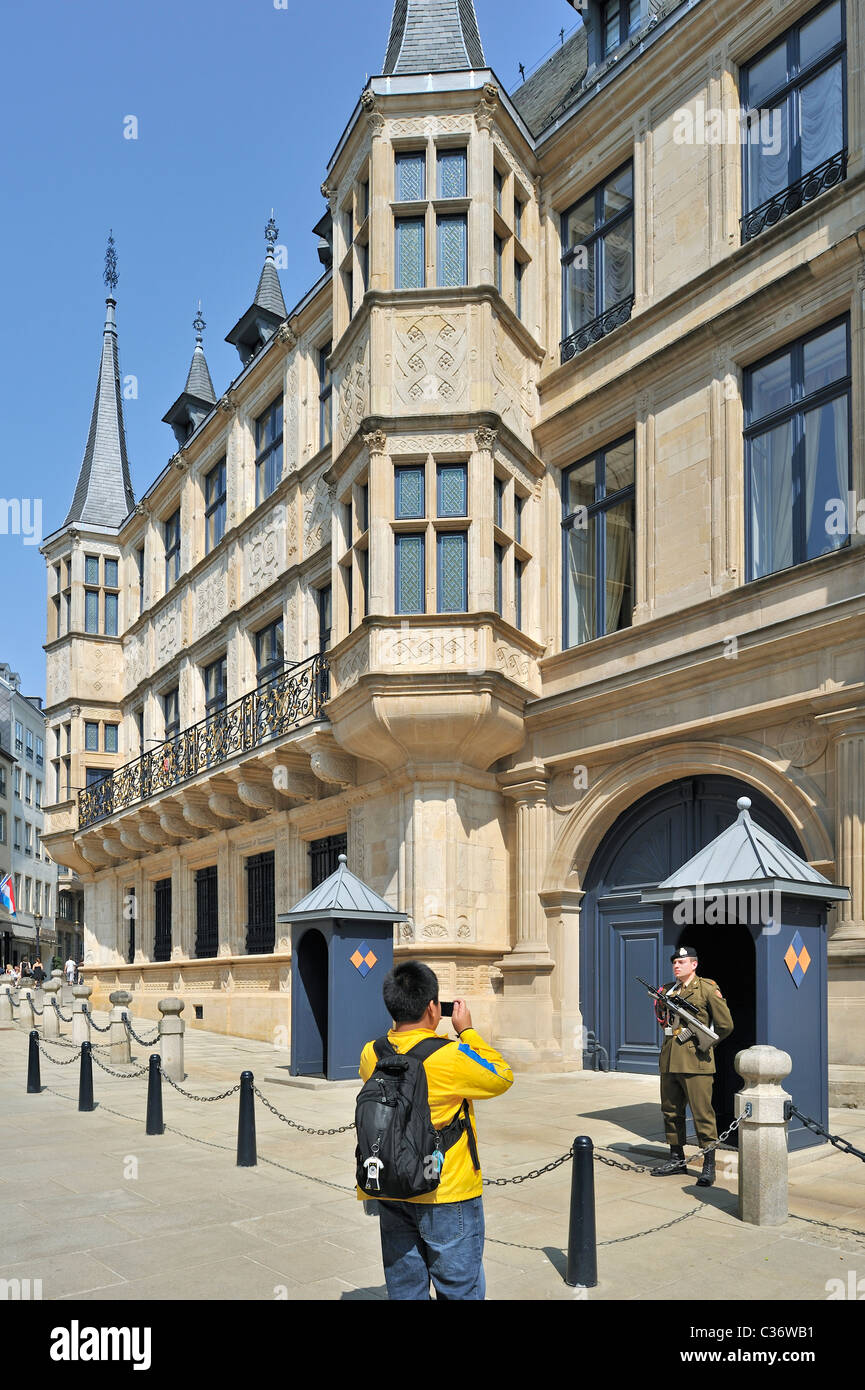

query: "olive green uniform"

left=658, top=975, right=734, bottom=1148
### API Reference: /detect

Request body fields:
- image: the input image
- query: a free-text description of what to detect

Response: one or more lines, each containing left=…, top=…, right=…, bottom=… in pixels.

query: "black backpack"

left=355, top=1036, right=479, bottom=1199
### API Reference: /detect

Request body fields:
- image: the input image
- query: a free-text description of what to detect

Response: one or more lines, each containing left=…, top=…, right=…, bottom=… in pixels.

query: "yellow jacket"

left=358, top=1026, right=513, bottom=1203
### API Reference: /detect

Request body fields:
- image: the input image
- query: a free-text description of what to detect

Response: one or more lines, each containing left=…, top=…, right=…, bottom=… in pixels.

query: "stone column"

left=823, top=717, right=865, bottom=1107
left=831, top=723, right=865, bottom=941
left=158, top=996, right=185, bottom=1081
left=471, top=427, right=496, bottom=614
left=366, top=104, right=388, bottom=296
left=735, top=1045, right=793, bottom=1226
left=72, top=983, right=92, bottom=1045
left=365, top=430, right=389, bottom=616
left=42, top=979, right=60, bottom=1039
left=109, top=989, right=133, bottom=1064
left=541, top=887, right=585, bottom=1066
left=495, top=765, right=559, bottom=1068
left=472, top=83, right=498, bottom=286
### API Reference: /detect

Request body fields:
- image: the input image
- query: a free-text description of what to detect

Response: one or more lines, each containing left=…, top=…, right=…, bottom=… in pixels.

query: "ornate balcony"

left=78, top=653, right=329, bottom=830
left=560, top=295, right=635, bottom=365
left=740, top=149, right=847, bottom=244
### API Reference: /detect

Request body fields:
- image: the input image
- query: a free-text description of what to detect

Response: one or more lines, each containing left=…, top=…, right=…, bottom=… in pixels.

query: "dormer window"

left=602, top=0, right=641, bottom=56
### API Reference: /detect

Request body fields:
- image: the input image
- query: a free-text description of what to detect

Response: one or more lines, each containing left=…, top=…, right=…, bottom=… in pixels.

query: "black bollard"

left=565, top=1135, right=598, bottom=1288
left=236, top=1071, right=257, bottom=1167
left=27, top=1030, right=41, bottom=1094
left=78, top=1040, right=95, bottom=1112
left=145, top=1054, right=164, bottom=1136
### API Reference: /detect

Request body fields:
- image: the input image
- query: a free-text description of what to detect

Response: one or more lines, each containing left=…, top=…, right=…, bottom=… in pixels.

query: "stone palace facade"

left=42, top=0, right=865, bottom=1101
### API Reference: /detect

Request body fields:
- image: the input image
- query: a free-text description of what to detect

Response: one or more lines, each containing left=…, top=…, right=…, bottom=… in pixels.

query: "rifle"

left=636, top=977, right=719, bottom=1051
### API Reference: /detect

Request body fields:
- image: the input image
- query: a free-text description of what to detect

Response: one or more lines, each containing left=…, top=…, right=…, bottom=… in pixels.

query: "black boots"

left=651, top=1145, right=686, bottom=1176
left=697, top=1150, right=716, bottom=1187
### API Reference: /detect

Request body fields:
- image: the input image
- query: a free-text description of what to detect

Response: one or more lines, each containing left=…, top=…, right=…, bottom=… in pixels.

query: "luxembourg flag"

left=0, top=874, right=15, bottom=917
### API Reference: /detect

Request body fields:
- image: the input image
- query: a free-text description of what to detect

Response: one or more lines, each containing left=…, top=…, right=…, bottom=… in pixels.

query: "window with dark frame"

left=561, top=163, right=634, bottom=362
left=309, top=833, right=347, bottom=888
left=164, top=510, right=181, bottom=591
left=741, top=0, right=846, bottom=243
left=163, top=687, right=180, bottom=742
left=154, top=878, right=172, bottom=963
left=255, top=397, right=284, bottom=506
left=602, top=0, right=641, bottom=56
left=203, top=655, right=228, bottom=719
left=245, top=851, right=275, bottom=955
left=319, top=343, right=333, bottom=450
left=195, top=865, right=219, bottom=959
left=563, top=435, right=636, bottom=648
left=317, top=585, right=332, bottom=652
left=255, top=619, right=284, bottom=685
left=205, top=460, right=227, bottom=554
left=136, top=546, right=145, bottom=614
left=126, top=885, right=136, bottom=964
left=85, top=590, right=99, bottom=634
left=744, top=317, right=851, bottom=581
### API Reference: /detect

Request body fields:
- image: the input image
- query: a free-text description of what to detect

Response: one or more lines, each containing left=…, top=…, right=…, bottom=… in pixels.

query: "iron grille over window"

left=126, top=886, right=136, bottom=964
left=246, top=852, right=275, bottom=955
left=309, top=834, right=347, bottom=889
left=154, top=879, right=172, bottom=963
left=195, top=866, right=219, bottom=959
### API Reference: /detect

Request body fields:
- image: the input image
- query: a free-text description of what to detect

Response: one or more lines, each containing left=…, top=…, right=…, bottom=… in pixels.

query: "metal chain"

left=789, top=1213, right=865, bottom=1242
left=8, top=995, right=19, bottom=1009
left=790, top=1104, right=865, bottom=1163
left=252, top=1084, right=355, bottom=1134
left=51, top=999, right=73, bottom=1023
left=82, top=1006, right=112, bottom=1033
left=594, top=1113, right=744, bottom=1175
left=484, top=1147, right=575, bottom=1186
left=90, top=1050, right=149, bottom=1079
left=158, top=1067, right=240, bottom=1102
left=35, top=1039, right=81, bottom=1067
left=30, top=1001, right=44, bottom=1016
left=122, top=1014, right=159, bottom=1047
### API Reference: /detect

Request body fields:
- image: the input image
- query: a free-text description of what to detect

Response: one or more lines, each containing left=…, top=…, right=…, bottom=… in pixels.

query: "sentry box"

left=278, top=855, right=407, bottom=1081
left=642, top=798, right=849, bottom=1151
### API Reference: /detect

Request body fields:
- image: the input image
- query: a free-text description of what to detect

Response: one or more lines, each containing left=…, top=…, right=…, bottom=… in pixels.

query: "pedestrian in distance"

left=356, top=960, right=513, bottom=1300
left=64, top=957, right=76, bottom=986
left=31, top=958, right=45, bottom=987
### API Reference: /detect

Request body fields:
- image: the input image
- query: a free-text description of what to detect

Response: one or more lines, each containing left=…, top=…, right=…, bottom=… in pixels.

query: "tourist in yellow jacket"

left=358, top=961, right=513, bottom=1300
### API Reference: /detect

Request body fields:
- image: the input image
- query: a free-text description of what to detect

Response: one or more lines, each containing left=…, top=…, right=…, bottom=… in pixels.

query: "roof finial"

left=265, top=212, right=278, bottom=256
left=104, top=230, right=118, bottom=295
left=193, top=300, right=205, bottom=346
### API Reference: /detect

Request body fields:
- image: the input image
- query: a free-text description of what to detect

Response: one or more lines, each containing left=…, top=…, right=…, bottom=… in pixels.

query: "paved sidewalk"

left=1, top=1015, right=863, bottom=1301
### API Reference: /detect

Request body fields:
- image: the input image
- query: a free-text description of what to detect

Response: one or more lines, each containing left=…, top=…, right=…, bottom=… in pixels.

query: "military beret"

left=670, top=946, right=698, bottom=961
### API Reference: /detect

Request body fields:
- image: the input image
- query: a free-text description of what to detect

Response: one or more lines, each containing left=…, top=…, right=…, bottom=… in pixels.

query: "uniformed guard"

left=651, top=946, right=734, bottom=1187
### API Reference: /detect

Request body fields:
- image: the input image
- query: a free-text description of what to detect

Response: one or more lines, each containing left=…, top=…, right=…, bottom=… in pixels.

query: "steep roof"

left=253, top=255, right=287, bottom=319
left=383, top=0, right=485, bottom=74
left=510, top=26, right=588, bottom=137
left=183, top=342, right=216, bottom=405
left=65, top=297, right=136, bottom=529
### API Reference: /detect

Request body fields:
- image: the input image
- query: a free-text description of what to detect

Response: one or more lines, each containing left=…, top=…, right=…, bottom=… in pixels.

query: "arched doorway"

left=579, top=776, right=802, bottom=1135
left=294, top=928, right=329, bottom=1076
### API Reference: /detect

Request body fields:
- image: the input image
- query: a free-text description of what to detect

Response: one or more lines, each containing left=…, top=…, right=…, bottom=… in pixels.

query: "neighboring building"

left=43, top=0, right=864, bottom=1105
left=0, top=739, right=14, bottom=963
left=0, top=664, right=58, bottom=965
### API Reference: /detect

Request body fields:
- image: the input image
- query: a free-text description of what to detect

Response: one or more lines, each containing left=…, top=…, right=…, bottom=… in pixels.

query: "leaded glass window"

left=437, top=149, right=467, bottom=199
left=104, top=558, right=118, bottom=588
left=395, top=217, right=425, bottom=289
left=85, top=590, right=99, bottom=634
left=395, top=466, right=425, bottom=519
left=563, top=435, right=635, bottom=648
left=515, top=259, right=525, bottom=319
left=437, top=215, right=467, bottom=288
left=494, top=234, right=503, bottom=293
left=104, top=724, right=118, bottom=754
left=396, top=151, right=426, bottom=202
left=744, top=317, right=850, bottom=580
left=437, top=533, right=467, bottom=613
left=396, top=535, right=425, bottom=614
left=85, top=722, right=98, bottom=752
left=515, top=557, right=524, bottom=630
left=437, top=465, right=467, bottom=518
left=84, top=555, right=99, bottom=586
left=104, top=592, right=118, bottom=637
left=741, top=1, right=846, bottom=223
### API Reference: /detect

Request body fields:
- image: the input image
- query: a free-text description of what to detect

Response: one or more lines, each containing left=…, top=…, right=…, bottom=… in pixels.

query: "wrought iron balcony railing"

left=78, top=652, right=329, bottom=831
left=560, top=295, right=635, bottom=364
left=741, top=149, right=847, bottom=244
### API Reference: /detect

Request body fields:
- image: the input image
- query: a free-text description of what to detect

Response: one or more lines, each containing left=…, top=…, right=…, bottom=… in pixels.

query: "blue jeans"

left=378, top=1196, right=486, bottom=1300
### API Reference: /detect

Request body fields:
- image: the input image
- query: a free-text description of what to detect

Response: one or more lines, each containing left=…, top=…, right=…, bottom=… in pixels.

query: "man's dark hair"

left=382, top=961, right=439, bottom=1023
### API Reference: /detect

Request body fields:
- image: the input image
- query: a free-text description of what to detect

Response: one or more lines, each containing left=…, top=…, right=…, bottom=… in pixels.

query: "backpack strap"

left=404, top=1038, right=482, bottom=1174
left=372, top=1036, right=398, bottom=1061
left=406, top=1037, right=450, bottom=1064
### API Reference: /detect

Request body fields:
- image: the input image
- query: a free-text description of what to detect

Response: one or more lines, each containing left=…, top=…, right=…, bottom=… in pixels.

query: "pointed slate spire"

left=226, top=214, right=287, bottom=366
left=383, top=0, right=485, bottom=75
left=163, top=303, right=217, bottom=446
left=65, top=233, right=136, bottom=529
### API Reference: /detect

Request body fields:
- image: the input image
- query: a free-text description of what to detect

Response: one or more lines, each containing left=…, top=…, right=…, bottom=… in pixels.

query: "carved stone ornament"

left=171, top=453, right=187, bottom=472
left=475, top=82, right=499, bottom=130
left=275, top=323, right=298, bottom=348
left=134, top=501, right=150, bottom=520
left=218, top=389, right=238, bottom=416
left=363, top=428, right=387, bottom=456
left=475, top=426, right=497, bottom=452
left=360, top=88, right=376, bottom=113
left=776, top=717, right=828, bottom=768
left=321, top=181, right=337, bottom=204
left=367, top=112, right=386, bottom=139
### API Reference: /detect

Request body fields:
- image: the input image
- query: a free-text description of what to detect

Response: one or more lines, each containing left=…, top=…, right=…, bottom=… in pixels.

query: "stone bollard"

left=0, top=982, right=14, bottom=1027
left=18, top=987, right=35, bottom=1030
left=43, top=979, right=61, bottom=1039
left=72, top=984, right=93, bottom=1046
left=158, top=997, right=185, bottom=1082
left=735, top=1045, right=793, bottom=1226
left=109, top=990, right=133, bottom=1064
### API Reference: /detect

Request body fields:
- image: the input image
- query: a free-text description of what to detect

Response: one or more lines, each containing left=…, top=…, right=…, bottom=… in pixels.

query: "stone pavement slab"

left=2, top=1014, right=864, bottom=1302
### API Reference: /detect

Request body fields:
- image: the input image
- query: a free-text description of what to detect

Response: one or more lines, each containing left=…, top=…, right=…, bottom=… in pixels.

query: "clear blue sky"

left=0, top=0, right=579, bottom=698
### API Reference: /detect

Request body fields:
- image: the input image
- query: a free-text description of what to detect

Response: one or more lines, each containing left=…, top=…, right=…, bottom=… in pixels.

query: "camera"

left=440, top=1001, right=455, bottom=1017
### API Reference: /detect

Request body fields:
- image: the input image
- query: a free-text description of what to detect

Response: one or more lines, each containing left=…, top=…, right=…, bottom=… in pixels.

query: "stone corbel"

left=225, top=768, right=282, bottom=811
left=208, top=791, right=254, bottom=823
left=298, top=733, right=355, bottom=788
left=101, top=833, right=128, bottom=861
left=137, top=817, right=171, bottom=847
left=158, top=810, right=194, bottom=841
left=171, top=453, right=187, bottom=473
left=218, top=389, right=238, bottom=416
left=271, top=767, right=316, bottom=802
left=275, top=322, right=298, bottom=349
left=475, top=81, right=499, bottom=132
left=78, top=838, right=111, bottom=868
left=475, top=426, right=497, bottom=453
left=180, top=794, right=223, bottom=831
left=119, top=825, right=149, bottom=853
left=363, top=428, right=387, bottom=457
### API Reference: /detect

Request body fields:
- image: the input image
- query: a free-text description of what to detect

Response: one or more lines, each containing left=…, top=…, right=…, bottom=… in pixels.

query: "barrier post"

left=78, top=1040, right=95, bottom=1112
left=145, top=1054, right=164, bottom=1135
left=565, top=1135, right=598, bottom=1288
left=109, top=990, right=133, bottom=1064
left=18, top=987, right=35, bottom=1030
left=27, top=1030, right=42, bottom=1093
left=735, top=1045, right=793, bottom=1227
left=157, top=996, right=185, bottom=1081
left=72, top=984, right=92, bottom=1046
left=0, top=981, right=14, bottom=1027
left=237, top=1071, right=257, bottom=1167
left=43, top=978, right=61, bottom=1039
